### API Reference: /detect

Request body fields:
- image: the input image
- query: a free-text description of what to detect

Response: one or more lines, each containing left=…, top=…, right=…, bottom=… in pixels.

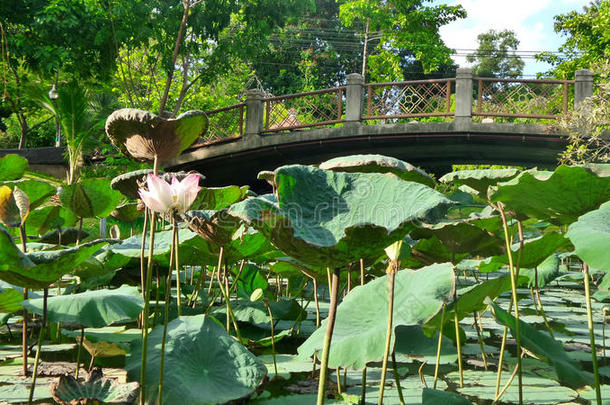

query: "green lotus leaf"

left=110, top=169, right=153, bottom=199
left=229, top=165, right=453, bottom=267
left=0, top=285, right=24, bottom=314
left=0, top=225, right=34, bottom=268
left=0, top=240, right=108, bottom=289
left=39, top=227, right=89, bottom=245
left=191, top=185, right=249, bottom=211
left=423, top=275, right=528, bottom=335
left=105, top=109, right=208, bottom=162
left=23, top=285, right=143, bottom=327
left=410, top=217, right=505, bottom=257
left=395, top=325, right=457, bottom=365
left=210, top=299, right=302, bottom=326
left=490, top=165, right=610, bottom=224
left=50, top=368, right=139, bottom=405
left=233, top=263, right=268, bottom=299
left=403, top=235, right=467, bottom=268
left=298, top=263, right=455, bottom=369
left=62, top=326, right=140, bottom=357
left=319, top=154, right=435, bottom=187
left=422, top=388, right=473, bottom=404
left=126, top=315, right=266, bottom=404
left=25, top=206, right=63, bottom=236
left=566, top=201, right=610, bottom=270
left=0, top=154, right=28, bottom=181
left=110, top=203, right=141, bottom=223
left=486, top=298, right=592, bottom=389
left=478, top=232, right=570, bottom=273
left=520, top=253, right=564, bottom=288
left=60, top=178, right=123, bottom=219
left=439, top=168, right=521, bottom=198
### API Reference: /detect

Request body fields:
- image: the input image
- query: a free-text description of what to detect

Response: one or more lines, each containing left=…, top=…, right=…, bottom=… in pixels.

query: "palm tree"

left=39, top=82, right=115, bottom=184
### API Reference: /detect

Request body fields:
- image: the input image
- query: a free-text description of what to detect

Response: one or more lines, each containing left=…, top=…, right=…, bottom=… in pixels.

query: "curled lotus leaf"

left=105, top=109, right=208, bottom=162
left=110, top=169, right=153, bottom=199
left=228, top=165, right=453, bottom=267
left=40, top=227, right=89, bottom=245
left=184, top=209, right=243, bottom=247
left=1, top=179, right=56, bottom=209
left=439, top=168, right=521, bottom=198
left=50, top=368, right=139, bottom=405
left=566, top=200, right=610, bottom=270
left=319, top=154, right=435, bottom=187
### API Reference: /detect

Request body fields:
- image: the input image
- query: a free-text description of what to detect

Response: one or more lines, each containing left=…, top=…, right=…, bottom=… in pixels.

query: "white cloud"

left=435, top=0, right=590, bottom=76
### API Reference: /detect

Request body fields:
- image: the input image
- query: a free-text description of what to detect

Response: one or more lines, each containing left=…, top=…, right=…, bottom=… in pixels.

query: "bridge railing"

left=194, top=68, right=595, bottom=145
left=473, top=77, right=573, bottom=120
left=261, top=87, right=346, bottom=133
left=363, top=78, right=454, bottom=122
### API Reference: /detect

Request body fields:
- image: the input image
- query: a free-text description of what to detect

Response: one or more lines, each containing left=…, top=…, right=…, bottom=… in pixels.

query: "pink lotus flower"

left=138, top=173, right=201, bottom=215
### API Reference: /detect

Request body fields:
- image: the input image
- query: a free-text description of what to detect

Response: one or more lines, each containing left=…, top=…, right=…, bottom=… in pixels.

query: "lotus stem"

left=139, top=208, right=149, bottom=302
left=75, top=327, right=84, bottom=379
left=175, top=224, right=182, bottom=316
left=583, top=263, right=602, bottom=405
left=494, top=300, right=512, bottom=399
left=229, top=260, right=246, bottom=295
left=326, top=267, right=332, bottom=299
left=207, top=264, right=216, bottom=294
left=534, top=269, right=554, bottom=338
left=313, top=278, right=321, bottom=328
left=392, top=351, right=405, bottom=405
left=139, top=210, right=157, bottom=405
left=27, top=323, right=44, bottom=405
left=474, top=311, right=488, bottom=370
left=494, top=352, right=523, bottom=404
left=359, top=258, right=366, bottom=405
left=454, top=308, right=463, bottom=388
left=603, top=307, right=608, bottom=365
left=316, top=268, right=340, bottom=405
left=215, top=247, right=242, bottom=341
left=76, top=217, right=83, bottom=246
left=158, top=217, right=178, bottom=404
left=336, top=368, right=342, bottom=393
left=378, top=263, right=397, bottom=405
left=22, top=288, right=28, bottom=376
left=360, top=367, right=367, bottom=405
left=433, top=303, right=446, bottom=389
left=263, top=298, right=278, bottom=378
left=498, top=205, right=522, bottom=405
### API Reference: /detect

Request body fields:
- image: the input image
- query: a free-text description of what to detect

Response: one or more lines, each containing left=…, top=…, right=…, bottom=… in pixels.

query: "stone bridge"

left=1, top=68, right=596, bottom=190
left=167, top=68, right=594, bottom=189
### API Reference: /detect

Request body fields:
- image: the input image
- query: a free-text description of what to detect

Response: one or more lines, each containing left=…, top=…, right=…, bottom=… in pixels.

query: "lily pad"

left=319, top=154, right=435, bottom=187
left=422, top=388, right=473, bottom=405
left=229, top=165, right=453, bottom=267
left=50, top=368, right=139, bottom=405
left=489, top=165, right=610, bottom=225
left=0, top=154, right=28, bottom=181
left=395, top=325, right=457, bottom=364
left=566, top=201, right=610, bottom=270
left=486, top=298, right=592, bottom=389
left=105, top=108, right=208, bottom=162
left=298, top=263, right=455, bottom=369
left=126, top=315, right=266, bottom=404
left=59, top=178, right=123, bottom=219
left=23, top=285, right=144, bottom=327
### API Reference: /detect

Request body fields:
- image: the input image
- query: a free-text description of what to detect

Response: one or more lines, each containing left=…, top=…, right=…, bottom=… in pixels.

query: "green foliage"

left=466, top=29, right=524, bottom=78
left=536, top=0, right=610, bottom=78
left=339, top=0, right=466, bottom=80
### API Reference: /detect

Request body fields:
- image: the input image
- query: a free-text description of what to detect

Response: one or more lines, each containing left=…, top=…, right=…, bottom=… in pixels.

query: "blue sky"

left=433, top=0, right=592, bottom=76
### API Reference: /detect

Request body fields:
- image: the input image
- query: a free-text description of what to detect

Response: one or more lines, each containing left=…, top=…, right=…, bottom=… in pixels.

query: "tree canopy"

left=466, top=29, right=524, bottom=78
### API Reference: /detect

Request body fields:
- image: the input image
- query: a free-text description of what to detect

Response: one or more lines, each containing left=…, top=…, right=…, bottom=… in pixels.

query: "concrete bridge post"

left=245, top=89, right=265, bottom=137
left=574, top=69, right=593, bottom=106
left=455, top=67, right=473, bottom=127
left=345, top=73, right=364, bottom=126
